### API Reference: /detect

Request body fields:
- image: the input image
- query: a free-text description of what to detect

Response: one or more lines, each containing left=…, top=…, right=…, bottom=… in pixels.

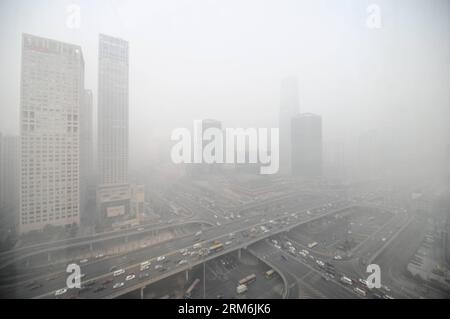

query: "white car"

left=274, top=244, right=281, bottom=249
left=178, top=260, right=187, bottom=266
left=55, top=288, right=67, bottom=296
left=126, top=274, right=135, bottom=281
left=154, top=265, right=162, bottom=270
left=156, top=256, right=165, bottom=262
left=225, top=241, right=233, bottom=246
left=95, top=254, right=105, bottom=259
left=79, top=258, right=88, bottom=264
left=334, top=255, right=342, bottom=260
left=113, top=282, right=124, bottom=289
left=113, top=269, right=125, bottom=277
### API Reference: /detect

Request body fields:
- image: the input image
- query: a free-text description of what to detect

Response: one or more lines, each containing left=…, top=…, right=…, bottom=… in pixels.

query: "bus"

left=239, top=274, right=256, bottom=286
left=308, top=242, right=318, bottom=249
left=185, top=278, right=200, bottom=299
left=354, top=287, right=367, bottom=297
left=265, top=269, right=275, bottom=279
left=209, top=243, right=224, bottom=254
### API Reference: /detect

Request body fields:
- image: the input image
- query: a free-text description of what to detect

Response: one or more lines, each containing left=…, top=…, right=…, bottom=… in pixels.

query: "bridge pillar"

left=140, top=287, right=144, bottom=299
left=47, top=252, right=51, bottom=262
left=185, top=269, right=189, bottom=282
left=238, top=249, right=241, bottom=260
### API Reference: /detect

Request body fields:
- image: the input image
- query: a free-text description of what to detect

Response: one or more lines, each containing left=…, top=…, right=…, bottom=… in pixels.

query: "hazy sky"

left=1, top=0, right=449, bottom=169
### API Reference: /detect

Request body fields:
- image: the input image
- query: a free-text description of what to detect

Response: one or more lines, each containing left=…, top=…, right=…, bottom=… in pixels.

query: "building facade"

left=291, top=113, right=322, bottom=177
left=19, top=34, right=84, bottom=233
left=96, top=34, right=143, bottom=230
left=279, top=76, right=300, bottom=175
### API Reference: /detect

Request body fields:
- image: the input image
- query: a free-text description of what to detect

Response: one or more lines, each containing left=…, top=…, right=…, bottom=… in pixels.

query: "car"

left=79, top=259, right=89, bottom=264
left=225, top=241, right=232, bottom=246
left=55, top=288, right=67, bottom=296
left=358, top=278, right=368, bottom=287
left=95, top=254, right=105, bottom=259
left=113, top=269, right=125, bottom=277
left=154, top=265, right=162, bottom=270
left=281, top=255, right=288, bottom=261
left=178, top=259, right=187, bottom=266
left=126, top=274, right=135, bottom=281
left=113, top=282, right=124, bottom=289
left=193, top=243, right=202, bottom=249
left=156, top=256, right=165, bottom=262
left=334, top=255, right=342, bottom=260
left=274, top=244, right=281, bottom=249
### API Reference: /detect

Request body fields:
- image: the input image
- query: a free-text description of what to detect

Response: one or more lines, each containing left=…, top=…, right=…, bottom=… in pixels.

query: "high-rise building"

left=98, top=34, right=129, bottom=186
left=19, top=34, right=84, bottom=233
left=291, top=113, right=322, bottom=177
left=80, top=89, right=94, bottom=224
left=96, top=34, right=143, bottom=230
left=279, top=76, right=300, bottom=174
left=0, top=135, right=20, bottom=228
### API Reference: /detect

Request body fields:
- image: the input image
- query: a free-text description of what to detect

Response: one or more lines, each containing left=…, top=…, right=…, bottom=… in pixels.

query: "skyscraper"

left=80, top=89, right=94, bottom=225
left=96, top=34, right=143, bottom=230
left=291, top=113, right=322, bottom=177
left=98, top=34, right=129, bottom=186
left=19, top=34, right=84, bottom=233
left=0, top=135, right=19, bottom=227
left=279, top=76, right=300, bottom=174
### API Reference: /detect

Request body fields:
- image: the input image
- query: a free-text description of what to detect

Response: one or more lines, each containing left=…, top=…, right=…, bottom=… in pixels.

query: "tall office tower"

left=19, top=34, right=84, bottom=234
left=291, top=113, right=322, bottom=177
left=80, top=89, right=94, bottom=224
left=98, top=34, right=129, bottom=186
left=0, top=135, right=20, bottom=228
left=279, top=76, right=300, bottom=174
left=97, top=35, right=143, bottom=230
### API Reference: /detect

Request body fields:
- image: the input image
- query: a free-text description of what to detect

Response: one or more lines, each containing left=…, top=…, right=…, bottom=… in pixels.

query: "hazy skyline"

left=1, top=0, right=449, bottom=174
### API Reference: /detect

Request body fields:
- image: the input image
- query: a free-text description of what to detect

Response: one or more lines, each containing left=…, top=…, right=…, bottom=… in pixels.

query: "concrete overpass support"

left=140, top=287, right=144, bottom=299
left=238, top=249, right=241, bottom=260
left=185, top=269, right=189, bottom=282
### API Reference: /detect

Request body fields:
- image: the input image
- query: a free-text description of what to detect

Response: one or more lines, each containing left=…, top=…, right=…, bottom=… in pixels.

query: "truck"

left=340, top=276, right=353, bottom=285
left=308, top=242, right=318, bottom=249
left=236, top=284, right=248, bottom=294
